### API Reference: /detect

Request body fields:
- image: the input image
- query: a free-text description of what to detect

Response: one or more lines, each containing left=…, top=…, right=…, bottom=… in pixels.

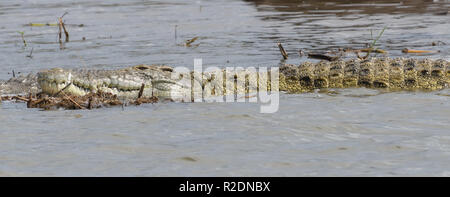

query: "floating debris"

left=26, top=23, right=84, bottom=27
left=402, top=48, right=440, bottom=54
left=177, top=37, right=200, bottom=47
left=298, top=49, right=305, bottom=57
left=432, top=41, right=446, bottom=46
left=307, top=53, right=340, bottom=61
left=277, top=42, right=288, bottom=59
left=184, top=37, right=198, bottom=47
left=357, top=48, right=387, bottom=54
left=1, top=92, right=158, bottom=110
left=28, top=23, right=58, bottom=27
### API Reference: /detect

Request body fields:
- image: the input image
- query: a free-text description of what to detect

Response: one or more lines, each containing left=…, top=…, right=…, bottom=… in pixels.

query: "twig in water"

left=175, top=25, right=177, bottom=43
left=62, top=92, right=85, bottom=109
left=18, top=31, right=27, bottom=47
left=61, top=21, right=69, bottom=42
left=32, top=97, right=47, bottom=107
left=52, top=82, right=72, bottom=97
left=58, top=17, right=69, bottom=42
left=27, top=22, right=83, bottom=27
left=138, top=83, right=145, bottom=99
left=307, top=53, right=340, bottom=61
left=185, top=37, right=198, bottom=47
left=277, top=42, right=288, bottom=59
left=26, top=47, right=33, bottom=58
left=402, top=48, right=439, bottom=54
left=58, top=20, right=62, bottom=42
left=359, top=48, right=386, bottom=54
left=27, top=93, right=33, bottom=108
left=28, top=23, right=58, bottom=27
left=88, top=96, right=93, bottom=110
left=12, top=96, right=30, bottom=102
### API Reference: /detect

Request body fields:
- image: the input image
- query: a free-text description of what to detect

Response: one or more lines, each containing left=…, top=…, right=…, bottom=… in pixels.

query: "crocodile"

left=0, top=58, right=449, bottom=102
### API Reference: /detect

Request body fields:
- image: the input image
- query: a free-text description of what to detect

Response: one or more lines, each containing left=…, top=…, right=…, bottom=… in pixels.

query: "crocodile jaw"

left=37, top=68, right=81, bottom=96
left=36, top=66, right=187, bottom=100
left=37, top=68, right=146, bottom=97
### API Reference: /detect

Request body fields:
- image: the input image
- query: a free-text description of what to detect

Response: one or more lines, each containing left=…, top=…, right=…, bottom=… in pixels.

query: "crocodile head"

left=37, top=65, right=190, bottom=100
left=38, top=68, right=80, bottom=95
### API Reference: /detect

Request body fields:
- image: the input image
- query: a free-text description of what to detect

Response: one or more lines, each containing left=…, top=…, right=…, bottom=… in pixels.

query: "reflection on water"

left=0, top=0, right=449, bottom=176
left=243, top=0, right=450, bottom=62
left=245, top=0, right=449, bottom=15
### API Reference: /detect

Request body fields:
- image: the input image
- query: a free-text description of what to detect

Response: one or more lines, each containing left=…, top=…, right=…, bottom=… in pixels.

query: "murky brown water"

left=0, top=0, right=449, bottom=176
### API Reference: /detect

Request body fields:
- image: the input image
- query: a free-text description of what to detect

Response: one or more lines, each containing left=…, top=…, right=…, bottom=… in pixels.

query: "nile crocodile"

left=0, top=58, right=449, bottom=101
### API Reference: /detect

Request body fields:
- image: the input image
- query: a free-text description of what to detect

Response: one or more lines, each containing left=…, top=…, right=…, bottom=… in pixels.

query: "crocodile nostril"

left=160, top=67, right=173, bottom=72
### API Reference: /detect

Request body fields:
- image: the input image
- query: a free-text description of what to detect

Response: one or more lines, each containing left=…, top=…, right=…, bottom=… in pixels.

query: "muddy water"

left=0, top=0, right=449, bottom=176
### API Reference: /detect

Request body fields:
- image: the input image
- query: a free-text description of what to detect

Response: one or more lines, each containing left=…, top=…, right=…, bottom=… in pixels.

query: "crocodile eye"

left=135, top=66, right=149, bottom=70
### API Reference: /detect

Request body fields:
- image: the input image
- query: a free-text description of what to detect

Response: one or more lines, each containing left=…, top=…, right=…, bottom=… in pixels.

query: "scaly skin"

left=280, top=58, right=449, bottom=93
left=1, top=58, right=449, bottom=101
